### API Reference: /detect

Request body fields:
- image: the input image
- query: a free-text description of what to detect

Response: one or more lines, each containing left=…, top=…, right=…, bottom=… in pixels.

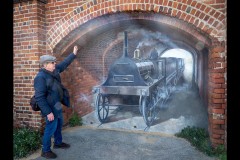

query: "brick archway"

left=53, top=11, right=225, bottom=147
left=46, top=1, right=225, bottom=147
left=47, top=0, right=225, bottom=52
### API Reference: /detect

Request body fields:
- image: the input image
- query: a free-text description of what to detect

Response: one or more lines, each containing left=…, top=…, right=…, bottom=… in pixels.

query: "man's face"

left=43, top=61, right=56, bottom=72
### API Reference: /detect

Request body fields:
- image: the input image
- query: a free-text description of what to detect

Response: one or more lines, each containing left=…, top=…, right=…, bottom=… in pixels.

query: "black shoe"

left=41, top=150, right=57, bottom=159
left=53, top=142, right=70, bottom=149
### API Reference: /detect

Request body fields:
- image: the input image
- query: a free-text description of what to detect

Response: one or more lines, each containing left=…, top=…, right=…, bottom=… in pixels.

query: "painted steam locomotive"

left=93, top=31, right=184, bottom=126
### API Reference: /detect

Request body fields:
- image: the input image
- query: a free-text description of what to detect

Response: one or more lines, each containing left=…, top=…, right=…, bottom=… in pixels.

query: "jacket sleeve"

left=56, top=53, right=76, bottom=73
left=34, top=75, right=52, bottom=116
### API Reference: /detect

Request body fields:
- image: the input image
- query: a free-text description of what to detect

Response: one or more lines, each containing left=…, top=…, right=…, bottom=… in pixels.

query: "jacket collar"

left=40, top=68, right=58, bottom=78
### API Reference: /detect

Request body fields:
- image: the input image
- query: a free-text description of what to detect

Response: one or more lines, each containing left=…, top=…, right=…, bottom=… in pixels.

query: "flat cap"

left=40, top=55, right=56, bottom=65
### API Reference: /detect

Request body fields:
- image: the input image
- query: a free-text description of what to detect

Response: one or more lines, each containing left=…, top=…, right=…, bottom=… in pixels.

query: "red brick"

left=190, top=8, right=196, bottom=15
left=222, top=103, right=227, bottom=109
left=212, top=134, right=221, bottom=139
left=212, top=98, right=224, bottom=104
left=173, top=2, right=178, bottom=8
left=177, top=3, right=182, bottom=10
left=211, top=73, right=224, bottom=79
left=214, top=88, right=225, bottom=94
left=211, top=93, right=222, bottom=99
left=212, top=108, right=225, bottom=114
left=211, top=52, right=224, bottom=59
left=180, top=12, right=187, bottom=20
left=182, top=4, right=187, bottom=11
left=172, top=9, right=178, bottom=17
left=163, top=0, right=168, bottom=6
left=186, top=0, right=192, bottom=5
left=212, top=129, right=225, bottom=134
left=212, top=124, right=221, bottom=129
left=190, top=1, right=196, bottom=7
left=185, top=15, right=191, bottom=21
left=211, top=78, right=225, bottom=84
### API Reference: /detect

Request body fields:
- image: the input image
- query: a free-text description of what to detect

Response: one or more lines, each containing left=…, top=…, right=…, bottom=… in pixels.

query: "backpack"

left=30, top=95, right=40, bottom=111
left=30, top=77, right=53, bottom=111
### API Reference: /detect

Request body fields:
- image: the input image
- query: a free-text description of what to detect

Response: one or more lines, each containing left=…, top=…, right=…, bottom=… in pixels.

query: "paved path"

left=28, top=126, right=217, bottom=160
left=21, top=84, right=216, bottom=160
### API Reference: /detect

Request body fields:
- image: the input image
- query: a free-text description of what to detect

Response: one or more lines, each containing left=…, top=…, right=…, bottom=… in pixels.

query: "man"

left=34, top=46, right=79, bottom=159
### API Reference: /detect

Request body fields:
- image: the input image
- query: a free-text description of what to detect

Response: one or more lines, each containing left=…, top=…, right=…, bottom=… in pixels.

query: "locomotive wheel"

left=141, top=96, right=156, bottom=127
left=96, top=93, right=109, bottom=123
left=174, top=77, right=178, bottom=86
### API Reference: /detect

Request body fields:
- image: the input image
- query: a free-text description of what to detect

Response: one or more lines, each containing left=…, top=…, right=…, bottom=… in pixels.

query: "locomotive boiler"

left=93, top=31, right=184, bottom=126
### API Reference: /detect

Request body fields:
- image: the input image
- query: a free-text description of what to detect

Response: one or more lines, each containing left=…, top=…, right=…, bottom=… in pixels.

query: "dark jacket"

left=34, top=53, right=76, bottom=117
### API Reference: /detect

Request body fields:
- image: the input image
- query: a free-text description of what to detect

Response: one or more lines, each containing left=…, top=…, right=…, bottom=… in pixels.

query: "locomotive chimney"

left=123, top=31, right=128, bottom=57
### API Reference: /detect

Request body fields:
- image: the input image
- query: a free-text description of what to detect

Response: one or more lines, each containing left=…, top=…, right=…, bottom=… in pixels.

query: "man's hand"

left=47, top=112, right=54, bottom=121
left=73, top=45, right=78, bottom=55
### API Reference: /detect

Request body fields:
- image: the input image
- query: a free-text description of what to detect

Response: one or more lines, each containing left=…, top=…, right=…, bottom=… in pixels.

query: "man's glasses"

left=48, top=61, right=56, bottom=64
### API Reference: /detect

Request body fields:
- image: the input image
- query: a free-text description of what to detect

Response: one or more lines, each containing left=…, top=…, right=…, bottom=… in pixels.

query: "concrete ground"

left=24, top=126, right=216, bottom=160
left=19, top=83, right=214, bottom=160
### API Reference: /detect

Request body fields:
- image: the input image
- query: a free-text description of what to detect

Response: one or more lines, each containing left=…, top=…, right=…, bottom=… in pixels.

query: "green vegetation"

left=13, top=127, right=42, bottom=159
left=68, top=112, right=83, bottom=127
left=175, top=126, right=226, bottom=160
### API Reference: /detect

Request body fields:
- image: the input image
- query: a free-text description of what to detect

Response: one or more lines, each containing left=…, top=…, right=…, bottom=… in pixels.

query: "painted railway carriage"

left=93, top=31, right=185, bottom=126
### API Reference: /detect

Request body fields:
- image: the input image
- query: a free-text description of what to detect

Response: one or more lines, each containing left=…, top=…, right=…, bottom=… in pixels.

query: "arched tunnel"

left=54, top=12, right=210, bottom=133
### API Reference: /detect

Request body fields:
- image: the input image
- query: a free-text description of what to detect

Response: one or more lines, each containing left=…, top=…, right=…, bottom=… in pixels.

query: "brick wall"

left=13, top=0, right=226, bottom=147
left=208, top=44, right=227, bottom=147
left=13, top=0, right=47, bottom=130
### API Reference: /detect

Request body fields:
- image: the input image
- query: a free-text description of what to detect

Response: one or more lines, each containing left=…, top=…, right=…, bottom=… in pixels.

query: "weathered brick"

left=211, top=73, right=224, bottom=78
left=212, top=134, right=221, bottom=139
left=212, top=129, right=225, bottom=134
left=210, top=78, right=225, bottom=84
left=212, top=98, right=224, bottom=104
left=212, top=119, right=225, bottom=125
left=212, top=124, right=221, bottom=129
left=212, top=109, right=225, bottom=114
left=211, top=46, right=225, bottom=53
left=211, top=93, right=222, bottom=99
left=213, top=89, right=225, bottom=94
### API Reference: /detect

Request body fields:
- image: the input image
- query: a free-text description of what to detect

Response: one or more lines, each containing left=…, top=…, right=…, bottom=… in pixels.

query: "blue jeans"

left=42, top=113, right=63, bottom=152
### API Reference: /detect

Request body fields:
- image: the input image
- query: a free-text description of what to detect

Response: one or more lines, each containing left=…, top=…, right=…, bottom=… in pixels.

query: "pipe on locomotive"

left=122, top=31, right=128, bottom=58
